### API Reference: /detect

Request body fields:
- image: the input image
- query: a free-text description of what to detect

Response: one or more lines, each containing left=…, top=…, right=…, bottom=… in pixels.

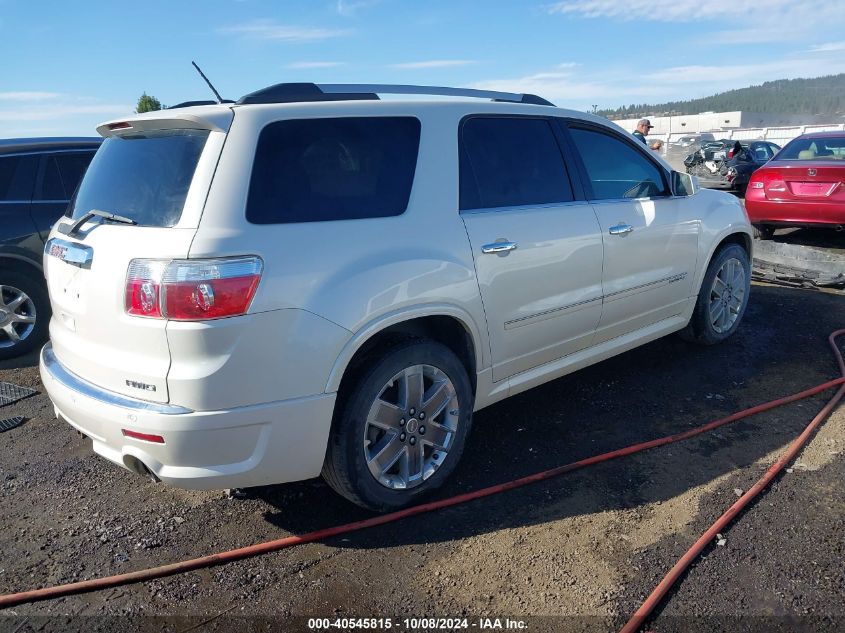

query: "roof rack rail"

left=237, top=83, right=554, bottom=106
left=167, top=99, right=235, bottom=109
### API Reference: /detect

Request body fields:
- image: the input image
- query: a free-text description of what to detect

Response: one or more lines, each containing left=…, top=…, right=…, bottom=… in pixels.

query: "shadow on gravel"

left=250, top=284, right=845, bottom=548
left=0, top=348, right=40, bottom=371
left=772, top=227, right=845, bottom=253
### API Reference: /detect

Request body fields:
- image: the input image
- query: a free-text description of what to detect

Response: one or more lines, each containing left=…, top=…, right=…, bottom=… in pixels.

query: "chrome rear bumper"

left=40, top=342, right=192, bottom=415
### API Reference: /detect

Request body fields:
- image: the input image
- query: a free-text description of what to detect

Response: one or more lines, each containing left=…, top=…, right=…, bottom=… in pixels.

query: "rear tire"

left=752, top=224, right=775, bottom=240
left=0, top=270, right=50, bottom=361
left=679, top=243, right=750, bottom=346
left=323, top=339, right=473, bottom=512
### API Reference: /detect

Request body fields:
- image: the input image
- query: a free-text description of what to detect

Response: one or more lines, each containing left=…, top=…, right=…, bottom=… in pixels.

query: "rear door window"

left=459, top=116, right=573, bottom=210
left=36, top=152, right=95, bottom=201
left=0, top=155, right=37, bottom=201
left=38, top=155, right=66, bottom=200
left=568, top=126, right=669, bottom=200
left=246, top=117, right=421, bottom=224
left=68, top=130, right=209, bottom=227
left=749, top=143, right=775, bottom=162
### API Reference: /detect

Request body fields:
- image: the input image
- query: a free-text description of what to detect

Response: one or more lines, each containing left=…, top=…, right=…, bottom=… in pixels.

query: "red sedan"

left=745, top=131, right=845, bottom=239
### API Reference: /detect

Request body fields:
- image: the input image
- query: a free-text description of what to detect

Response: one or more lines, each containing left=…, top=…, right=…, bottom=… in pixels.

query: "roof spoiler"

left=96, top=109, right=234, bottom=137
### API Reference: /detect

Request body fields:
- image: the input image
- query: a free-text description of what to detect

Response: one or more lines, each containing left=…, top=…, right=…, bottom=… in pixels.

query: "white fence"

left=655, top=123, right=845, bottom=148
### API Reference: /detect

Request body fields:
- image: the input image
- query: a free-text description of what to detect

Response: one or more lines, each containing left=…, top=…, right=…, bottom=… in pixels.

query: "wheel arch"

left=325, top=305, right=484, bottom=398
left=693, top=227, right=752, bottom=297
left=0, top=253, right=44, bottom=276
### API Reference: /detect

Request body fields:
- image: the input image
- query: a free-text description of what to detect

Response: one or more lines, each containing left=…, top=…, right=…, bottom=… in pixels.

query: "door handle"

left=481, top=241, right=518, bottom=255
left=608, top=223, right=634, bottom=236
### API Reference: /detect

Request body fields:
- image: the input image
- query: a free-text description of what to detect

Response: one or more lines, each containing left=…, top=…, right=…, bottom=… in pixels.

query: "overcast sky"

left=2, top=0, right=844, bottom=137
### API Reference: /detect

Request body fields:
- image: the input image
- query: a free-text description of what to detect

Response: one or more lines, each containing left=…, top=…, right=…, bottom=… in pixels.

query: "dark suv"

left=0, top=137, right=100, bottom=359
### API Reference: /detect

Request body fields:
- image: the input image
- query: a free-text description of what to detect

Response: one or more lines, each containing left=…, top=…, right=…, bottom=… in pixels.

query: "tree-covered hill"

left=600, top=74, right=845, bottom=119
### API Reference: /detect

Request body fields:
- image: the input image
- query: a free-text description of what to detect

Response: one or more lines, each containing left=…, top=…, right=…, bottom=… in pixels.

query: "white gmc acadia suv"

left=40, top=83, right=752, bottom=511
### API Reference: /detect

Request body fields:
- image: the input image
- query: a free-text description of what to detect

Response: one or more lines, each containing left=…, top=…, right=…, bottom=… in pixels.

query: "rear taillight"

left=125, top=257, right=263, bottom=321
left=125, top=260, right=167, bottom=318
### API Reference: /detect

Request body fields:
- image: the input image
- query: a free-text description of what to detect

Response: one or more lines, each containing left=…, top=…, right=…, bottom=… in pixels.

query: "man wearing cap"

left=633, top=119, right=663, bottom=151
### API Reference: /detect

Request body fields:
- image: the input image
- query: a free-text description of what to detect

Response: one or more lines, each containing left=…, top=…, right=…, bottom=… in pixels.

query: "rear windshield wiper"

left=58, top=209, right=138, bottom=238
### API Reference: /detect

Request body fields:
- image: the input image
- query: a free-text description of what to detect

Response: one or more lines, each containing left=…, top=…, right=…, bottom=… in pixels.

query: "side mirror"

left=671, top=170, right=697, bottom=197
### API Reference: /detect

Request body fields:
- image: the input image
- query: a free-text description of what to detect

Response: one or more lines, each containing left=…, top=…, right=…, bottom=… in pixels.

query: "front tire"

left=323, top=339, right=473, bottom=511
left=680, top=243, right=750, bottom=345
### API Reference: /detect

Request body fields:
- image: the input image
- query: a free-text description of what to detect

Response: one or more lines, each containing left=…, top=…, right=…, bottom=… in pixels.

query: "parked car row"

left=670, top=133, right=716, bottom=150
left=676, top=130, right=845, bottom=238
left=29, top=82, right=754, bottom=510
left=685, top=140, right=781, bottom=196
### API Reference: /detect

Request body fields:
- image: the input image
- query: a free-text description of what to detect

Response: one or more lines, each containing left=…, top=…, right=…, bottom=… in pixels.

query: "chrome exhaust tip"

left=123, top=455, right=160, bottom=483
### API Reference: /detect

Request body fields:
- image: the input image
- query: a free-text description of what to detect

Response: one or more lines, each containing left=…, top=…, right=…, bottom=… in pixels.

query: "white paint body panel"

left=462, top=202, right=603, bottom=381
left=41, top=98, right=751, bottom=490
left=590, top=197, right=699, bottom=343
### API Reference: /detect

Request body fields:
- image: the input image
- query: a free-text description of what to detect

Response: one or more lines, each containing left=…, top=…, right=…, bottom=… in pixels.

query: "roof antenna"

left=191, top=61, right=224, bottom=104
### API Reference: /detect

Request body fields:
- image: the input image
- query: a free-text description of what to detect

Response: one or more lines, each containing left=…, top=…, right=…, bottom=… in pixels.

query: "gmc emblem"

left=49, top=244, right=68, bottom=259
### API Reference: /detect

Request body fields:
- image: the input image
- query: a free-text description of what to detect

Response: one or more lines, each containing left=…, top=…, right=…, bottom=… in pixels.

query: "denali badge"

left=808, top=168, right=817, bottom=176
left=126, top=380, right=157, bottom=392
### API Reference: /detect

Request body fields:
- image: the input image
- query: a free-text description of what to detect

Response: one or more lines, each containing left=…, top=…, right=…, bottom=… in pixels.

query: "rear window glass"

left=68, top=129, right=209, bottom=227
left=246, top=117, right=421, bottom=224
left=774, top=136, right=845, bottom=161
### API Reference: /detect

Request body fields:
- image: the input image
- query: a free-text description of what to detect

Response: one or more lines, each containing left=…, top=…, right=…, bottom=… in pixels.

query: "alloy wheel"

left=363, top=364, right=459, bottom=490
left=709, top=258, right=746, bottom=334
left=0, top=285, right=37, bottom=350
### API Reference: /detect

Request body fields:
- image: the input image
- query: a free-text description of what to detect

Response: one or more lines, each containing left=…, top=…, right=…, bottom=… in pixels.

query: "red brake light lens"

left=163, top=275, right=261, bottom=320
left=125, top=257, right=263, bottom=321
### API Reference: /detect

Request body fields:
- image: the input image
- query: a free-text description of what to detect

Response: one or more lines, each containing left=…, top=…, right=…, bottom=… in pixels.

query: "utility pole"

left=591, top=104, right=598, bottom=114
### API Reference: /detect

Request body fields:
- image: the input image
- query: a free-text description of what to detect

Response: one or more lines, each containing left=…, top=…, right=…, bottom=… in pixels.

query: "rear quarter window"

left=246, top=117, right=421, bottom=224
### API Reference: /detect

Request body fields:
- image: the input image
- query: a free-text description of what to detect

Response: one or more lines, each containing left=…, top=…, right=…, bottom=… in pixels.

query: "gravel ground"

left=0, top=280, right=843, bottom=633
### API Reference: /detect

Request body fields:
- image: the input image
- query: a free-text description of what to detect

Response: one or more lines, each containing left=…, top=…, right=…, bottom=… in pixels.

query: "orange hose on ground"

left=0, top=334, right=843, bottom=611
left=619, top=329, right=845, bottom=633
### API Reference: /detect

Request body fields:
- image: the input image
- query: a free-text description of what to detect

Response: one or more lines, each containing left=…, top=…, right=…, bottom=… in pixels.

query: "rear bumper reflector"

left=121, top=429, right=165, bottom=444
